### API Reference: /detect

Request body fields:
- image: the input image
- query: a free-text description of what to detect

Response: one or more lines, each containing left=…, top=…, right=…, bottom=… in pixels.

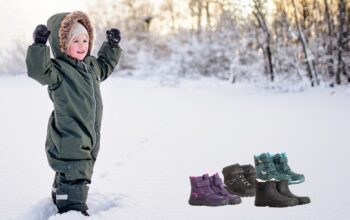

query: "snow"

left=0, top=75, right=350, bottom=220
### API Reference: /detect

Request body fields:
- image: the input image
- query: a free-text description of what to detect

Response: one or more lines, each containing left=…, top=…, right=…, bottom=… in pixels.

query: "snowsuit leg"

left=45, top=113, right=95, bottom=213
left=47, top=158, right=93, bottom=212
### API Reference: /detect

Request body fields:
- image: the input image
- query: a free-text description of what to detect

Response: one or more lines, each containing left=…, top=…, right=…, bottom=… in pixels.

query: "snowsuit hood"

left=47, top=11, right=95, bottom=58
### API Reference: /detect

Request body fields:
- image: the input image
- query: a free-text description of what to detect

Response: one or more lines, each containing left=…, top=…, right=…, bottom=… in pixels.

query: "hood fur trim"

left=59, top=11, right=94, bottom=53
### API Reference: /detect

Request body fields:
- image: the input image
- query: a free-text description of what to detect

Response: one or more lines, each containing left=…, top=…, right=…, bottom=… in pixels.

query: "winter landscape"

left=1, top=75, right=350, bottom=220
left=1, top=0, right=350, bottom=219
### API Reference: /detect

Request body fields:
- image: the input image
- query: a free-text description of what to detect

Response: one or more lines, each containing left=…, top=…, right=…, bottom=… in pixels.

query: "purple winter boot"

left=189, top=174, right=229, bottom=206
left=209, top=173, right=242, bottom=205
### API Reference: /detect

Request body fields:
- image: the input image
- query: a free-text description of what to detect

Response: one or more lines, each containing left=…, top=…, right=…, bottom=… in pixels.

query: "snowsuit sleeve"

left=95, top=42, right=122, bottom=82
left=26, top=43, right=62, bottom=86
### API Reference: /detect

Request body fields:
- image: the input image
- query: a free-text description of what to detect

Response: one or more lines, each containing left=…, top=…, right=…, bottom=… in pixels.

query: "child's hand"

left=33, top=24, right=51, bottom=45
left=106, top=28, right=121, bottom=47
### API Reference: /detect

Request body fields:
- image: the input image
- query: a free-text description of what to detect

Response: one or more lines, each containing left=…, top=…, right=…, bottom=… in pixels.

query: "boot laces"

left=227, top=174, right=251, bottom=186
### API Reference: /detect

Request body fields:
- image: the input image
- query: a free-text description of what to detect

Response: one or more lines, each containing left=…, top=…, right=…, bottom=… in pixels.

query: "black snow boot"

left=254, top=179, right=298, bottom=207
left=51, top=190, right=56, bottom=205
left=240, top=164, right=256, bottom=185
left=51, top=173, right=58, bottom=205
left=222, top=164, right=255, bottom=197
left=276, top=179, right=311, bottom=205
left=58, top=208, right=90, bottom=216
left=81, top=211, right=90, bottom=216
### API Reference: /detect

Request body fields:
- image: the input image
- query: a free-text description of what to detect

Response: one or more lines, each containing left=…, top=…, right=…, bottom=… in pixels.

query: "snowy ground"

left=0, top=75, right=350, bottom=220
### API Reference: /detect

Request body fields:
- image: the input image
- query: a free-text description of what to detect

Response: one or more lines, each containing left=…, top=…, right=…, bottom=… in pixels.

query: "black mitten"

left=33, top=24, right=51, bottom=45
left=106, top=28, right=121, bottom=47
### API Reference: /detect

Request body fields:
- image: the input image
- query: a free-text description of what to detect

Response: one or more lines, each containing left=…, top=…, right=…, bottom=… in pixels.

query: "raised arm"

left=26, top=24, right=61, bottom=86
left=95, top=28, right=122, bottom=82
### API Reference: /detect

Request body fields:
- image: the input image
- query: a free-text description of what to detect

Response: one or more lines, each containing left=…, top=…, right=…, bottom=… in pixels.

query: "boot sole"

left=289, top=179, right=305, bottom=185
left=255, top=200, right=298, bottom=208
left=298, top=200, right=311, bottom=205
left=228, top=198, right=242, bottom=205
left=189, top=199, right=229, bottom=206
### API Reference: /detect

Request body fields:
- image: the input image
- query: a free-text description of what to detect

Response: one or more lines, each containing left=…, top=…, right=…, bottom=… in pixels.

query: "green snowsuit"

left=26, top=12, right=122, bottom=212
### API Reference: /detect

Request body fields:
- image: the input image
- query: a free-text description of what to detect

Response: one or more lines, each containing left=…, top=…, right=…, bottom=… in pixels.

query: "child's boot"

left=240, top=164, right=256, bottom=185
left=276, top=179, right=310, bottom=205
left=222, top=164, right=255, bottom=197
left=273, top=153, right=305, bottom=184
left=209, top=173, right=242, bottom=205
left=254, top=179, right=298, bottom=207
left=254, top=153, right=292, bottom=182
left=188, top=174, right=229, bottom=206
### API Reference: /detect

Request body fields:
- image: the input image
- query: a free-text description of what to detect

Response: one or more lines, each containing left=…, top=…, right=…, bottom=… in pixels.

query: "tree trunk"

left=205, top=1, right=211, bottom=31
left=197, top=0, right=203, bottom=35
left=252, top=0, right=274, bottom=81
left=336, top=0, right=346, bottom=84
left=266, top=32, right=274, bottom=81
left=324, top=0, right=335, bottom=85
left=166, top=0, right=176, bottom=32
left=292, top=0, right=319, bottom=86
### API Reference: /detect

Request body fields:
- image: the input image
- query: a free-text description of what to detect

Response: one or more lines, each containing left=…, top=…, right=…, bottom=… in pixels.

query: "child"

left=26, top=11, right=122, bottom=216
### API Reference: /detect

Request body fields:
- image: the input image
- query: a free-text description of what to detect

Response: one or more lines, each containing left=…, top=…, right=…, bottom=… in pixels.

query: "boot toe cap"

left=290, top=175, right=305, bottom=184
left=298, top=196, right=311, bottom=205
left=228, top=197, right=242, bottom=205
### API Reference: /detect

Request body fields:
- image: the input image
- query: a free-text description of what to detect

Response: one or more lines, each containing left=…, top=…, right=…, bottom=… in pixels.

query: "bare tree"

left=252, top=0, right=274, bottom=81
left=161, top=0, right=176, bottom=32
left=324, top=0, right=336, bottom=85
left=189, top=0, right=217, bottom=34
left=205, top=1, right=211, bottom=31
left=292, top=0, right=319, bottom=86
left=336, top=0, right=350, bottom=84
left=82, top=0, right=350, bottom=86
left=189, top=0, right=201, bottom=34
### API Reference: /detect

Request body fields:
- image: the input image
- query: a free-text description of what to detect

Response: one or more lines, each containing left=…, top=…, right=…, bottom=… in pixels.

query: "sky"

left=0, top=0, right=90, bottom=48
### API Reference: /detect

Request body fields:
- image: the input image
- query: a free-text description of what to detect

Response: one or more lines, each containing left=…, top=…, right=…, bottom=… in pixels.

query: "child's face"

left=67, top=33, right=89, bottom=61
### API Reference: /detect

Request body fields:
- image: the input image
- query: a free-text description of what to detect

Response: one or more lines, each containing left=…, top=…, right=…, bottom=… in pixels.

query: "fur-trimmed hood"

left=47, top=11, right=94, bottom=58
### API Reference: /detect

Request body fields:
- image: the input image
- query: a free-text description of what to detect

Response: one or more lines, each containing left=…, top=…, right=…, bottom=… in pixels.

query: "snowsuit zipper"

left=82, top=62, right=97, bottom=149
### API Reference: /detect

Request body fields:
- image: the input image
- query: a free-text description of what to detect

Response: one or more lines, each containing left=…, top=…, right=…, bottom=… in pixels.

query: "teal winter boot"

left=273, top=153, right=305, bottom=184
left=254, top=153, right=292, bottom=182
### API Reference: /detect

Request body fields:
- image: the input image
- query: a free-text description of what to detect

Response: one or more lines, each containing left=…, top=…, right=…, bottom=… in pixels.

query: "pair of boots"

left=254, top=153, right=305, bottom=184
left=222, top=164, right=256, bottom=197
left=255, top=179, right=311, bottom=207
left=189, top=173, right=242, bottom=206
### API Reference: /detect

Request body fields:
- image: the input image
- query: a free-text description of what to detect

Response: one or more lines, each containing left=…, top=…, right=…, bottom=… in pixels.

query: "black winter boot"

left=51, top=190, right=56, bottom=205
left=254, top=179, right=298, bottom=207
left=222, top=164, right=255, bottom=197
left=240, top=164, right=256, bottom=185
left=58, top=209, right=90, bottom=216
left=276, top=179, right=311, bottom=205
left=81, top=211, right=90, bottom=216
left=51, top=172, right=58, bottom=205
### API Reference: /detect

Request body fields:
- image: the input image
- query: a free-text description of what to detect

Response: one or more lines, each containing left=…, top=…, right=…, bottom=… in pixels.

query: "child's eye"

left=83, top=40, right=88, bottom=43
